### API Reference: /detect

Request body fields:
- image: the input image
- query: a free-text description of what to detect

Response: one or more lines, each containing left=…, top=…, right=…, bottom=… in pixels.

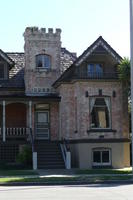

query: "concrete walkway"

left=37, top=169, right=76, bottom=177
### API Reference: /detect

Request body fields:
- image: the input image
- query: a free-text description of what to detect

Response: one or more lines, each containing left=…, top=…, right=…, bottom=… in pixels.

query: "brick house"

left=0, top=27, right=130, bottom=169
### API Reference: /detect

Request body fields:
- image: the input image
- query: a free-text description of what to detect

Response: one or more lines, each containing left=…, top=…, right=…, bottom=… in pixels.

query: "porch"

left=0, top=95, right=61, bottom=142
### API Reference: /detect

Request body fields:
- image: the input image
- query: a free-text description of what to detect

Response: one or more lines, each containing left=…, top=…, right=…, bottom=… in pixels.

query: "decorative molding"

left=75, top=39, right=121, bottom=66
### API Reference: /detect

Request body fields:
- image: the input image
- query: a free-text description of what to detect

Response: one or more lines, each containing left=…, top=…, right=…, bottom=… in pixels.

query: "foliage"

left=0, top=170, right=37, bottom=176
left=16, top=145, right=32, bottom=167
left=118, top=57, right=130, bottom=97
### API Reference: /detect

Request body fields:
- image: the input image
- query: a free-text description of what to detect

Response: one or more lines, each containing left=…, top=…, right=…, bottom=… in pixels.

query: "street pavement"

left=0, top=184, right=133, bottom=200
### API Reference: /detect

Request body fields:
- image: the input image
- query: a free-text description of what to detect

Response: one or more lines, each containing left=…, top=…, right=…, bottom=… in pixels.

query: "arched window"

left=36, top=54, right=51, bottom=69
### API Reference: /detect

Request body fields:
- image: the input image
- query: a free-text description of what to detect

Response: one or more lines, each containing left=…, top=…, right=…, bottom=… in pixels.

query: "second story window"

left=36, top=54, right=51, bottom=69
left=87, top=64, right=103, bottom=77
left=0, top=63, right=5, bottom=79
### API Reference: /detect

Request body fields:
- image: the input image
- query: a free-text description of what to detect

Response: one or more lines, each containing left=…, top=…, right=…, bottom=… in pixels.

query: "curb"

left=0, top=180, right=133, bottom=186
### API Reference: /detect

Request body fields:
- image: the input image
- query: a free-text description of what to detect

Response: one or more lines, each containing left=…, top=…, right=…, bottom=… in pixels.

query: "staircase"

left=34, top=141, right=65, bottom=169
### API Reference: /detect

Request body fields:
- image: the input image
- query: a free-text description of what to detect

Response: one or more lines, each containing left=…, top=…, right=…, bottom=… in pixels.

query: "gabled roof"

left=53, top=36, right=122, bottom=87
left=0, top=48, right=76, bottom=89
left=0, top=53, right=25, bottom=88
left=75, top=36, right=122, bottom=66
left=0, top=49, right=14, bottom=66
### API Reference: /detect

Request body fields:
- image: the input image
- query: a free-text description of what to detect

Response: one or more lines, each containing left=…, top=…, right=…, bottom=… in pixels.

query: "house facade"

left=0, top=27, right=130, bottom=169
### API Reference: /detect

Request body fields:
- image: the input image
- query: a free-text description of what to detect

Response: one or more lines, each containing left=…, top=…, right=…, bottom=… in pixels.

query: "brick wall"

left=59, top=81, right=129, bottom=140
left=50, top=102, right=59, bottom=140
left=24, top=27, right=61, bottom=94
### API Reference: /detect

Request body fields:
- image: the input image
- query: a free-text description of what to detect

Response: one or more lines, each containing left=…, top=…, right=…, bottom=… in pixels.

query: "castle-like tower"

left=23, top=27, right=61, bottom=95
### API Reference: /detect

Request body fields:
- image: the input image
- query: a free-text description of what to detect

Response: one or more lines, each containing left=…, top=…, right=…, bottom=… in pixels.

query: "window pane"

left=44, top=55, right=51, bottom=68
left=0, top=64, right=4, bottom=79
left=98, top=109, right=106, bottom=128
left=102, top=151, right=109, bottom=163
left=36, top=55, right=43, bottom=67
left=93, top=151, right=101, bottom=163
left=37, top=112, right=48, bottom=123
left=95, top=64, right=103, bottom=74
left=88, top=64, right=94, bottom=77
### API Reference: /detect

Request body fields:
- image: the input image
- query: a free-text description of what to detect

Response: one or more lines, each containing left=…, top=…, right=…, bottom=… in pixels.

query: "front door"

left=35, top=111, right=49, bottom=139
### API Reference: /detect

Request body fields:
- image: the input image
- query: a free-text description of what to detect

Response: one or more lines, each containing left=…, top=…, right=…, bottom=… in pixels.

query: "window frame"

left=87, top=63, right=103, bottom=77
left=36, top=54, right=51, bottom=69
left=89, top=97, right=111, bottom=130
left=92, top=148, right=111, bottom=167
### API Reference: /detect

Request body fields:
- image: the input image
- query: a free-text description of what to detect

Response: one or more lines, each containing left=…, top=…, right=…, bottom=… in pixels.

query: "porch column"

left=29, top=101, right=32, bottom=129
left=2, top=101, right=6, bottom=142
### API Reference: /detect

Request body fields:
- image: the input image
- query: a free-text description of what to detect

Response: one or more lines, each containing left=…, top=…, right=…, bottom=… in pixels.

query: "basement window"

left=92, top=148, right=111, bottom=166
left=36, top=54, right=51, bottom=69
left=90, top=97, right=111, bottom=129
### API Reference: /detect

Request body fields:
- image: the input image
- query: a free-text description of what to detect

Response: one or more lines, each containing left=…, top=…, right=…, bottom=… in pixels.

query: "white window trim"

left=36, top=54, right=51, bottom=69
left=90, top=97, right=111, bottom=129
left=92, top=148, right=111, bottom=166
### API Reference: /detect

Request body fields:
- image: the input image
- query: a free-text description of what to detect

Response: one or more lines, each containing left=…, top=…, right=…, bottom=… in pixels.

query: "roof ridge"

left=6, top=52, right=24, bottom=54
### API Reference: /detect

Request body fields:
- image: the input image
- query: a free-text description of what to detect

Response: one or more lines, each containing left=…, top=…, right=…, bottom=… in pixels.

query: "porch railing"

left=0, top=127, right=29, bottom=138
left=60, top=139, right=71, bottom=169
left=75, top=72, right=119, bottom=79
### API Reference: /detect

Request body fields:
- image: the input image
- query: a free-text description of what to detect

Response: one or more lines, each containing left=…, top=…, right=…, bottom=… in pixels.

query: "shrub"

left=16, top=145, right=32, bottom=167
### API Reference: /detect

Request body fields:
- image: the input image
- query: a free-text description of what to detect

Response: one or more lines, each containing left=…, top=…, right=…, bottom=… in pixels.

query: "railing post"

left=29, top=101, right=32, bottom=129
left=66, top=152, right=71, bottom=169
left=33, top=152, right=37, bottom=170
left=28, top=101, right=37, bottom=170
left=2, top=101, right=6, bottom=142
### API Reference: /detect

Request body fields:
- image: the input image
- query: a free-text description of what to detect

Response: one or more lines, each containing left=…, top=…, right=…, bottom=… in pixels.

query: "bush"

left=16, top=145, right=32, bottom=167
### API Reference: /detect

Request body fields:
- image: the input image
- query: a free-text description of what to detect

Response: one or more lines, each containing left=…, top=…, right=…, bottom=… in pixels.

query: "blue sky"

left=0, top=0, right=130, bottom=57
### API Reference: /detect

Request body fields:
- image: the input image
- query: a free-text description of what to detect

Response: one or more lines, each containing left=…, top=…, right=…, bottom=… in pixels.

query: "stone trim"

left=64, top=138, right=130, bottom=144
left=87, top=129, right=117, bottom=133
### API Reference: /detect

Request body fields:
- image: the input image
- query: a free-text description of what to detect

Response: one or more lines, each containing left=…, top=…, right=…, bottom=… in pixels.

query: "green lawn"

left=76, top=168, right=132, bottom=175
left=0, top=175, right=131, bottom=184
left=0, top=170, right=38, bottom=176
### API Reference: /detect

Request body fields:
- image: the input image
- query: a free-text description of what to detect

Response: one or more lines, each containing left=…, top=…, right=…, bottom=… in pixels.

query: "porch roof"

left=0, top=94, right=61, bottom=102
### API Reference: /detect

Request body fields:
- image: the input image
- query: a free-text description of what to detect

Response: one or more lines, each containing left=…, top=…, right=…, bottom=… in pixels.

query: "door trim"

left=35, top=110, right=50, bottom=140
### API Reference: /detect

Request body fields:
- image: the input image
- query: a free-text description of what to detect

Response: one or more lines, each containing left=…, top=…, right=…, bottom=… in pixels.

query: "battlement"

left=24, top=27, right=61, bottom=39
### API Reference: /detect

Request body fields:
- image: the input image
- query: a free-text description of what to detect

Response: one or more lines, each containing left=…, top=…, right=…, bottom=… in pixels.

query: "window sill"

left=35, top=68, right=52, bottom=72
left=87, top=129, right=116, bottom=133
left=92, top=165, right=112, bottom=169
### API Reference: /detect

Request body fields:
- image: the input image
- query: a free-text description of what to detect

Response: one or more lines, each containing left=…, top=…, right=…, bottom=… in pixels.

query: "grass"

left=76, top=168, right=132, bottom=175
left=0, top=175, right=131, bottom=184
left=0, top=170, right=38, bottom=176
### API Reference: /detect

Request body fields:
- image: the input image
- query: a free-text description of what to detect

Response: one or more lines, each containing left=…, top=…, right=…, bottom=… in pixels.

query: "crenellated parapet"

left=24, top=27, right=61, bottom=40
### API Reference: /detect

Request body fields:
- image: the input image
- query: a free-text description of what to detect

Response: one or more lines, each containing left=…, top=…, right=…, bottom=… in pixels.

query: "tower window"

left=36, top=54, right=51, bottom=69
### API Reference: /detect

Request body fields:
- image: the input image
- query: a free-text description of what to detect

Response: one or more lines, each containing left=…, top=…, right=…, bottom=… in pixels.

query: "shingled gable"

left=0, top=49, right=14, bottom=66
left=75, top=36, right=122, bottom=66
left=53, top=36, right=122, bottom=87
